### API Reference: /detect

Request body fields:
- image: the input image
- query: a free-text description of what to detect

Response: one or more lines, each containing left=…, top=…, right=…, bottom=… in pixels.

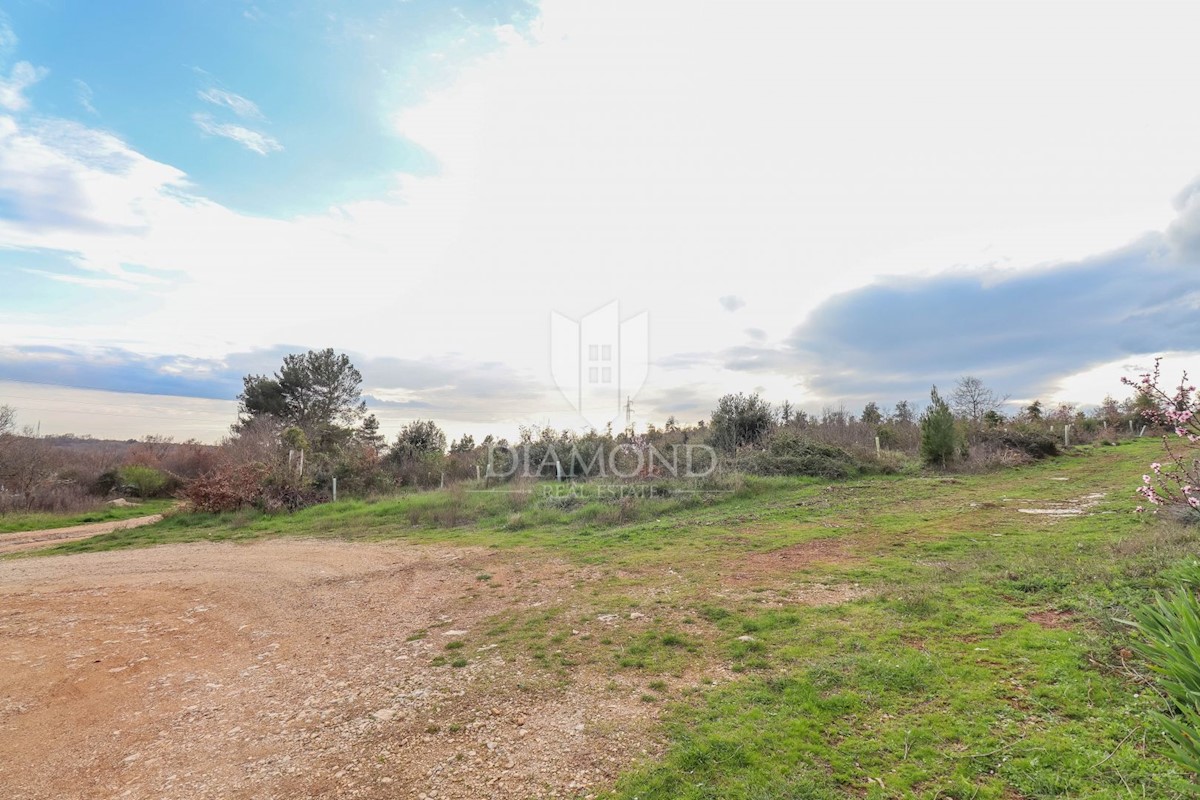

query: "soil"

left=0, top=514, right=165, bottom=555
left=0, top=540, right=664, bottom=800
left=0, top=521, right=870, bottom=799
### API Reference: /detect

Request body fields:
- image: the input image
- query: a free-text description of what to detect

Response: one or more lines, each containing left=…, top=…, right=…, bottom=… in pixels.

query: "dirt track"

left=0, top=539, right=663, bottom=799
left=0, top=513, right=165, bottom=555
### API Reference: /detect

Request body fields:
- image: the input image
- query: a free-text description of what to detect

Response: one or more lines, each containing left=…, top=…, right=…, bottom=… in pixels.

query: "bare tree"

left=0, top=404, right=14, bottom=435
left=0, top=430, right=60, bottom=502
left=950, top=376, right=1008, bottom=422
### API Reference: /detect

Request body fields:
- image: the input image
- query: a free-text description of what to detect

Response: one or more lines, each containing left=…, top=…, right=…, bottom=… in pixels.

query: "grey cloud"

left=1167, top=176, right=1200, bottom=261
left=0, top=344, right=548, bottom=423
left=719, top=231, right=1198, bottom=404
left=744, top=327, right=767, bottom=342
left=718, top=295, right=745, bottom=312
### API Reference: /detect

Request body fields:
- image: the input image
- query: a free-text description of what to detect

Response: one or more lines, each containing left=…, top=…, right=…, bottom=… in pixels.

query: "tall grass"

left=1125, top=567, right=1200, bottom=774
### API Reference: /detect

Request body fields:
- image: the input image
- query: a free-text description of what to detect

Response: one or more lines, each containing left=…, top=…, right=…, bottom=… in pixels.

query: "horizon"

left=2, top=1, right=1200, bottom=443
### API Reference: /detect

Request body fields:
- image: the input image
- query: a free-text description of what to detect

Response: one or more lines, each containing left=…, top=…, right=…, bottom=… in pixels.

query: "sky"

left=1, top=0, right=1199, bottom=442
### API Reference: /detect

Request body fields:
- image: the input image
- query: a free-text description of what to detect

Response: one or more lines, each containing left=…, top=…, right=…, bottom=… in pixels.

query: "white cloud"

left=198, top=87, right=263, bottom=120
left=0, top=15, right=17, bottom=54
left=0, top=61, right=47, bottom=111
left=74, top=79, right=97, bottom=115
left=5, top=0, right=1200, bottom=434
left=192, top=112, right=281, bottom=154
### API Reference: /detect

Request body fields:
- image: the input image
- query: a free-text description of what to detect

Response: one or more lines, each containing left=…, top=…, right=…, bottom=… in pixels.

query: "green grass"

left=11, top=438, right=1200, bottom=797
left=0, top=498, right=174, bottom=534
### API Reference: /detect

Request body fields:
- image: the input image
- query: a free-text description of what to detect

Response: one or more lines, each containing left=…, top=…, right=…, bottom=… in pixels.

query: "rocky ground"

left=0, top=540, right=666, bottom=800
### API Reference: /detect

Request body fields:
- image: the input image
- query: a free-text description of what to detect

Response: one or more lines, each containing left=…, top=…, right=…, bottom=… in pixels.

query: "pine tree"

left=920, top=386, right=959, bottom=468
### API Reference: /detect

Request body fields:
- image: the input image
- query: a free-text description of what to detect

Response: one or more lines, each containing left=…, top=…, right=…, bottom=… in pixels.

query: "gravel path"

left=0, top=513, right=165, bottom=555
left=0, top=539, right=663, bottom=800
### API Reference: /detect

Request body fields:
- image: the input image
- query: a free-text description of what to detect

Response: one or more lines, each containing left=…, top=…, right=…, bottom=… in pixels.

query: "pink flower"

left=1136, top=505, right=1145, bottom=513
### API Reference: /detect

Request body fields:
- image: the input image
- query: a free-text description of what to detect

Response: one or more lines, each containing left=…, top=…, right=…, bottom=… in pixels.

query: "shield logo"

left=550, top=301, right=649, bottom=430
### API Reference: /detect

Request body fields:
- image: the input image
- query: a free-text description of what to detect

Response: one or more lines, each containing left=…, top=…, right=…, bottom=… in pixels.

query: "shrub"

left=1123, top=570, right=1200, bottom=774
left=181, top=464, right=325, bottom=513
left=117, top=465, right=171, bottom=498
left=743, top=432, right=859, bottom=479
left=1124, top=358, right=1200, bottom=521
left=974, top=426, right=1059, bottom=460
left=710, top=393, right=775, bottom=454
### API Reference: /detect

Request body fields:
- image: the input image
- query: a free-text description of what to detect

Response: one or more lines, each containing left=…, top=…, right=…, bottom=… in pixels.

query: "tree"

left=893, top=400, right=916, bottom=425
left=1023, top=400, right=1044, bottom=421
left=391, top=420, right=447, bottom=462
left=950, top=376, right=1006, bottom=423
left=861, top=401, right=883, bottom=426
left=239, top=348, right=367, bottom=452
left=1095, top=395, right=1122, bottom=426
left=0, top=404, right=14, bottom=435
left=709, top=393, right=775, bottom=454
left=920, top=386, right=960, bottom=468
left=450, top=434, right=476, bottom=454
left=779, top=400, right=795, bottom=425
left=357, top=414, right=386, bottom=452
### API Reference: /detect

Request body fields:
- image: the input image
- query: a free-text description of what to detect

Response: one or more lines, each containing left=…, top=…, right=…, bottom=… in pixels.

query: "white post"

left=1139, top=425, right=1147, bottom=437
left=1064, top=424, right=1070, bottom=447
left=874, top=436, right=881, bottom=456
left=475, top=465, right=481, bottom=481
left=332, top=477, right=337, bottom=502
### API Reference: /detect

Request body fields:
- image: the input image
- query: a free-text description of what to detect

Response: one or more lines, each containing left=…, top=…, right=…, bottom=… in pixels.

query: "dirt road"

left=0, top=540, right=662, bottom=800
left=0, top=513, right=165, bottom=555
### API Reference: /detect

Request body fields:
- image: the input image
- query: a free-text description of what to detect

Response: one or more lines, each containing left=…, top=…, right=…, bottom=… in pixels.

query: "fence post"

left=332, top=477, right=337, bottom=503
left=874, top=436, right=881, bottom=456
left=1064, top=424, right=1070, bottom=448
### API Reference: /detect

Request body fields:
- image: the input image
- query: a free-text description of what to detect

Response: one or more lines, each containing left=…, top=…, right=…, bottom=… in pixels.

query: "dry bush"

left=181, top=464, right=270, bottom=513
left=958, top=442, right=1034, bottom=472
left=0, top=434, right=103, bottom=513
left=0, top=482, right=99, bottom=515
left=181, top=462, right=324, bottom=514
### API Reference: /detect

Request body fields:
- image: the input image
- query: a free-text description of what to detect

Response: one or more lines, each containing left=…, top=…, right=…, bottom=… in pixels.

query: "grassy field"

left=14, top=438, right=1200, bottom=797
left=0, top=498, right=174, bottom=534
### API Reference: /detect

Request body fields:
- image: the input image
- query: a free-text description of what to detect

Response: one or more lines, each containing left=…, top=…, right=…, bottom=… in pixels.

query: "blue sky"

left=2, top=0, right=1200, bottom=441
left=3, top=0, right=532, bottom=214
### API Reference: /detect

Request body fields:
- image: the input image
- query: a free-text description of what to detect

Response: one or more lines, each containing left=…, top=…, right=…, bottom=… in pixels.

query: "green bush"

left=1124, top=570, right=1200, bottom=774
left=743, top=432, right=859, bottom=479
left=117, top=465, right=171, bottom=498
